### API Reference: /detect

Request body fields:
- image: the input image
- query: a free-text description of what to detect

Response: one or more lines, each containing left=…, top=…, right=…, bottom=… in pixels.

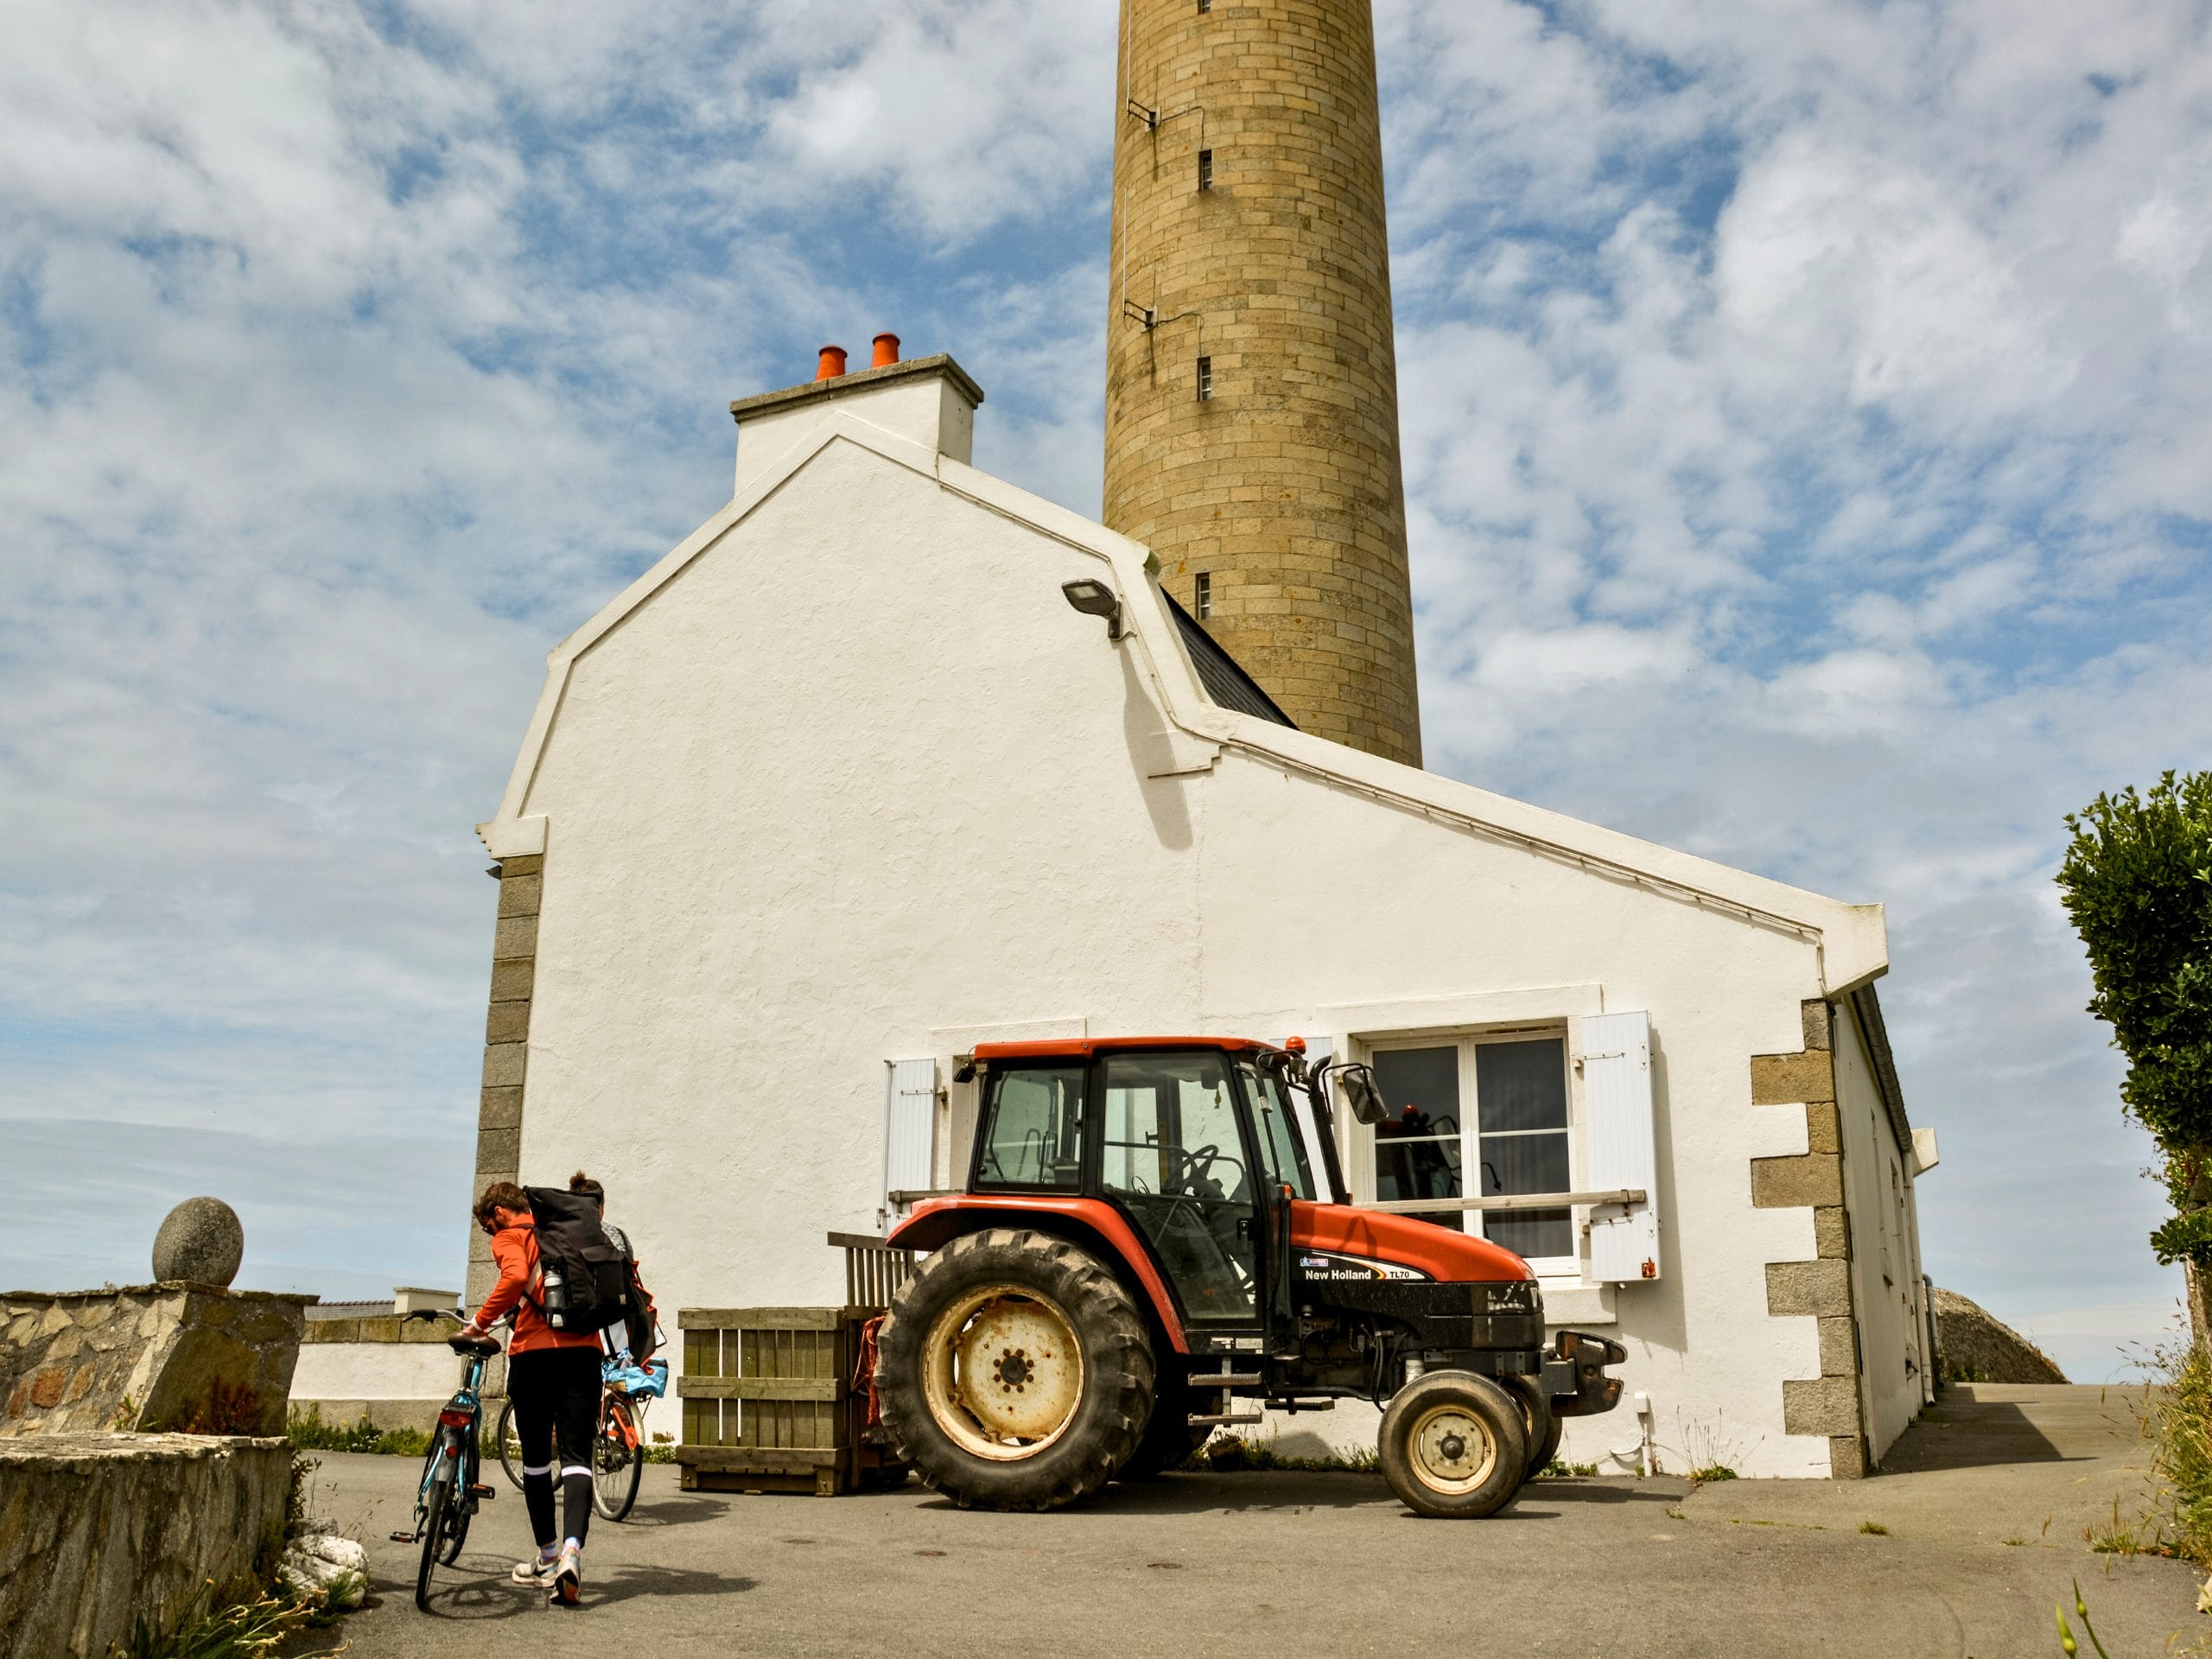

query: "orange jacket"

left=474, top=1216, right=600, bottom=1356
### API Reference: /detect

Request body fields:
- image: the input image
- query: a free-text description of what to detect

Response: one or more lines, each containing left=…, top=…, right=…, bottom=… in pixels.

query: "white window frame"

left=1361, top=1023, right=1585, bottom=1282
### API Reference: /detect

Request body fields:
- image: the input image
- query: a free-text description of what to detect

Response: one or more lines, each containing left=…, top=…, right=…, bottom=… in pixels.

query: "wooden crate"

left=675, top=1306, right=903, bottom=1497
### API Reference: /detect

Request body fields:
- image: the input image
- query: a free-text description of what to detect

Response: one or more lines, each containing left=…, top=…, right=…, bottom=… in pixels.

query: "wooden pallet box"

left=675, top=1306, right=904, bottom=1497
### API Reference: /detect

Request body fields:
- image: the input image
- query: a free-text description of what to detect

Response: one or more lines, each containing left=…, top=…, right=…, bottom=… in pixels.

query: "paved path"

left=298, top=1385, right=2201, bottom=1658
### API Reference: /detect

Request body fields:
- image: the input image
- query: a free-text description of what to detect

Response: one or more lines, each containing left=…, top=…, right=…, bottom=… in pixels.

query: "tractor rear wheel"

left=1377, top=1371, right=1527, bottom=1518
left=1502, top=1374, right=1562, bottom=1481
left=876, top=1228, right=1154, bottom=1510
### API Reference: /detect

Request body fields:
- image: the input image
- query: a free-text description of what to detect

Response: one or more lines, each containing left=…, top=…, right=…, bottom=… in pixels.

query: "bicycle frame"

left=419, top=1344, right=489, bottom=1517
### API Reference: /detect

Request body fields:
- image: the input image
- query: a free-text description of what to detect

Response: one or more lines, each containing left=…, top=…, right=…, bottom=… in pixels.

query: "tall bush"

left=2056, top=770, right=2212, bottom=1338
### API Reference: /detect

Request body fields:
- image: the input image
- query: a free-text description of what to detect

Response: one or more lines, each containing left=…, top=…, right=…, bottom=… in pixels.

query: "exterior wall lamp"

left=1060, top=579, right=1125, bottom=640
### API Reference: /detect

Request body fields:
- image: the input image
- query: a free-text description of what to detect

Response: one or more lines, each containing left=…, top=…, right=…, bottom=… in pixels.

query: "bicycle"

left=388, top=1310, right=501, bottom=1611
left=495, top=1352, right=669, bottom=1522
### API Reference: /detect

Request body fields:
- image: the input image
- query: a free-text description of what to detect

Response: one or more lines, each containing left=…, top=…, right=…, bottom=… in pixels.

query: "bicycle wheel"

left=413, top=1473, right=449, bottom=1611
left=592, top=1395, right=643, bottom=1522
left=437, top=1475, right=470, bottom=1566
left=495, top=1398, right=524, bottom=1491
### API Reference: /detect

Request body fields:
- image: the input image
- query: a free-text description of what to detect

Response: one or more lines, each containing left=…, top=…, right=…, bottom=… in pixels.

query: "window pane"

left=1372, top=1047, right=1462, bottom=1224
left=1475, top=1038, right=1571, bottom=1259
left=1474, top=1039, right=1567, bottom=1133
left=1239, top=1061, right=1314, bottom=1200
left=1101, top=1052, right=1255, bottom=1324
left=976, top=1065, right=1085, bottom=1190
left=1490, top=1206, right=1572, bottom=1261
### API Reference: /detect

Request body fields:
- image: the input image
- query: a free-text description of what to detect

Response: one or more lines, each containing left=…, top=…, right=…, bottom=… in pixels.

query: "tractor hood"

left=1291, top=1202, right=1536, bottom=1284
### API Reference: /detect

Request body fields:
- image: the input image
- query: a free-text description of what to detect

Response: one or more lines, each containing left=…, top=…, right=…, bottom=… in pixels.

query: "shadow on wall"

left=1120, top=644, right=1194, bottom=851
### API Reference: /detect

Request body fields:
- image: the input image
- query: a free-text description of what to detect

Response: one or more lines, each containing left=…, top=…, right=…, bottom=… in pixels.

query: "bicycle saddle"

left=448, top=1334, right=501, bottom=1357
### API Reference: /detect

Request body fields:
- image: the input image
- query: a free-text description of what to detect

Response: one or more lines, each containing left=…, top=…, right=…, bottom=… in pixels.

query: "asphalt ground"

left=294, top=1385, right=2202, bottom=1659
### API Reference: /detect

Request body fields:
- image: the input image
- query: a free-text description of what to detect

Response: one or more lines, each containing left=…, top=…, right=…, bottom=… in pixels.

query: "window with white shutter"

left=1580, top=1011, right=1660, bottom=1281
left=883, top=1058, right=938, bottom=1223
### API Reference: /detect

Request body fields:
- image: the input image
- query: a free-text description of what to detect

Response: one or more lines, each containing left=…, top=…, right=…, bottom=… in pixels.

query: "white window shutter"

left=1581, top=1012, right=1660, bottom=1282
left=883, top=1058, right=938, bottom=1223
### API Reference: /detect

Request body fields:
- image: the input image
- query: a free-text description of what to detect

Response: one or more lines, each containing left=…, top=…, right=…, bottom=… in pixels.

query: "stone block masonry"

left=0, top=1433, right=292, bottom=1659
left=468, top=852, right=542, bottom=1312
left=1104, top=0, right=1421, bottom=766
left=1751, top=998, right=1869, bottom=1478
left=1, top=1285, right=308, bottom=1439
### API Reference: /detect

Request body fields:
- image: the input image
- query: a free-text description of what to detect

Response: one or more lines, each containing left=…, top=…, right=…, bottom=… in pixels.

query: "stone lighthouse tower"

left=1103, top=0, right=1421, bottom=766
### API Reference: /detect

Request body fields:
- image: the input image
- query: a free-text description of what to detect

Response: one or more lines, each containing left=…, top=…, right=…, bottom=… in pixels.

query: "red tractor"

left=875, top=1036, right=1625, bottom=1517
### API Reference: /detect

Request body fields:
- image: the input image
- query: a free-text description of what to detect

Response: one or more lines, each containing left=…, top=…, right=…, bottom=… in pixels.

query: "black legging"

left=506, top=1346, right=601, bottom=1549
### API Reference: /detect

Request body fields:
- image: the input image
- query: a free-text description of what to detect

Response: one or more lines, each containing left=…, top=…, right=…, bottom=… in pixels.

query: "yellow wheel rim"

left=921, top=1284, right=1084, bottom=1462
left=1408, top=1402, right=1499, bottom=1497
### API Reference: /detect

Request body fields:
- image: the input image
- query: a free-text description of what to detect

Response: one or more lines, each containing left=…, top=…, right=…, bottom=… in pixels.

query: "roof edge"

left=729, top=353, right=985, bottom=421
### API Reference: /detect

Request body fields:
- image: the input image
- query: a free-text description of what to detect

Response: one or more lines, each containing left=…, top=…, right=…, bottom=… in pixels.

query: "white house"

left=465, top=353, right=1937, bottom=1479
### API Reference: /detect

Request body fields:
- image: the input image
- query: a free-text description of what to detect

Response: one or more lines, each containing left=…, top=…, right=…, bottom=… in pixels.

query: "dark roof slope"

left=1847, top=982, right=1913, bottom=1160
left=1161, top=591, right=1297, bottom=729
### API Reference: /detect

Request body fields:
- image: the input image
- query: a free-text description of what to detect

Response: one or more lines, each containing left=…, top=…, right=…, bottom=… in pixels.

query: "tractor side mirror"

left=1336, top=1065, right=1390, bottom=1127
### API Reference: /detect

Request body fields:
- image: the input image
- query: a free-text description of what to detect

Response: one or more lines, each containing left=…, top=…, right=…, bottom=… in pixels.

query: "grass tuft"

left=1539, top=1459, right=1600, bottom=1478
left=1859, top=1520, right=1888, bottom=1535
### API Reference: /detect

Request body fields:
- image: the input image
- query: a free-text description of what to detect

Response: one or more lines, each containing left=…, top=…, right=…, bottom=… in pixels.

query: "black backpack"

left=525, top=1186, right=632, bottom=1338
left=603, top=1223, right=662, bottom=1363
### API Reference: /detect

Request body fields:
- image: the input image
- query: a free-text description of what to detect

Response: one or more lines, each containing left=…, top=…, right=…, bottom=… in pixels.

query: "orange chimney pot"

left=816, top=345, right=848, bottom=380
left=871, top=333, right=901, bottom=368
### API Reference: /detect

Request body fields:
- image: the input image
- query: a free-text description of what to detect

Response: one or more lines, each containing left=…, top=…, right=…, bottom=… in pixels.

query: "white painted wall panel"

left=884, top=1057, right=938, bottom=1219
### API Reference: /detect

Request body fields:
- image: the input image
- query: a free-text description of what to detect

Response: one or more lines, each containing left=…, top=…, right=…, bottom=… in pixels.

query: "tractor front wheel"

left=876, top=1228, right=1154, bottom=1510
left=1377, top=1371, right=1528, bottom=1518
left=1501, top=1373, right=1563, bottom=1482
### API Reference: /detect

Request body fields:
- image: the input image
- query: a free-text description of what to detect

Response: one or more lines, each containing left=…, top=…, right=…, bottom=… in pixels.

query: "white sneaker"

left=511, top=1549, right=556, bottom=1585
left=550, top=1539, right=582, bottom=1606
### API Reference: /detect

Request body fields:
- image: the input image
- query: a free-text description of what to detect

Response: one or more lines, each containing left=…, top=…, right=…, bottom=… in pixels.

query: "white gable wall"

left=486, top=412, right=1913, bottom=1479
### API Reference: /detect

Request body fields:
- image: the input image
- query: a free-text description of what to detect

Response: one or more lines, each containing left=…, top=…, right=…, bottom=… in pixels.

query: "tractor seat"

left=448, top=1334, right=502, bottom=1357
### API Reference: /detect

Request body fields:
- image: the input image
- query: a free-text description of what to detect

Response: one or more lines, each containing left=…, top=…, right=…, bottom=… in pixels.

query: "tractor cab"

left=880, top=1035, right=1625, bottom=1518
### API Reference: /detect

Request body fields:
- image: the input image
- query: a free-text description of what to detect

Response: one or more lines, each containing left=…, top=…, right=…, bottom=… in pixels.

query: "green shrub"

left=286, top=1405, right=428, bottom=1458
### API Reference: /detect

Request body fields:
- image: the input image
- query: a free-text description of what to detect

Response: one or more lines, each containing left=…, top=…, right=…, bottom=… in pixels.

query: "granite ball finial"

left=152, top=1197, right=245, bottom=1287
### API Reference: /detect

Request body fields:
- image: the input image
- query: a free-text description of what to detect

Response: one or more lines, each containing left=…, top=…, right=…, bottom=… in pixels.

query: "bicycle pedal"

left=467, top=1483, right=496, bottom=1499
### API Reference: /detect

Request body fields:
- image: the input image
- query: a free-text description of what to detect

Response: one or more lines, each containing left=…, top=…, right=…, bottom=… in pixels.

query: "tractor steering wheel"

left=1166, top=1142, right=1222, bottom=1197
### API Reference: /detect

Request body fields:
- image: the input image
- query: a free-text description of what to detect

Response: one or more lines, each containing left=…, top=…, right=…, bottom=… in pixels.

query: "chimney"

left=731, top=342, right=986, bottom=493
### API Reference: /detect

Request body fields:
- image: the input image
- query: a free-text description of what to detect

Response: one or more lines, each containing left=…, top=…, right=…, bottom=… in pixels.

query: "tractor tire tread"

left=877, top=1228, right=1154, bottom=1512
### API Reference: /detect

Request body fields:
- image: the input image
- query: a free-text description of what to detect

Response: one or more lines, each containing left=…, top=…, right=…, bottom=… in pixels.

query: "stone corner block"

left=1782, top=1375, right=1861, bottom=1438
left=1829, top=1433, right=1868, bottom=1478
left=1801, top=999, right=1834, bottom=1052
left=1765, top=1257, right=1853, bottom=1319
left=1751, top=1049, right=1836, bottom=1106
left=1751, top=1151, right=1844, bottom=1211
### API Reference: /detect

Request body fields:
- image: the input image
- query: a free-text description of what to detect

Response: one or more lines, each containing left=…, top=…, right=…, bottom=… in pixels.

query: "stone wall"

left=1931, top=1287, right=2068, bottom=1384
left=1, top=1285, right=309, bottom=1438
left=0, top=1432, right=292, bottom=1659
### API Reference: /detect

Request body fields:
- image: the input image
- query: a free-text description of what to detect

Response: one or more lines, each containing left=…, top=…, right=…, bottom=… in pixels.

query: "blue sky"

left=3, top=0, right=2209, bottom=1384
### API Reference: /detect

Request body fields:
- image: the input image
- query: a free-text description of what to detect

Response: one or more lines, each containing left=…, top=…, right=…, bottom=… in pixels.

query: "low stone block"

left=1814, top=1205, right=1850, bottom=1261
left=1751, top=1050, right=1836, bottom=1106
left=1829, top=1433, right=1868, bottom=1478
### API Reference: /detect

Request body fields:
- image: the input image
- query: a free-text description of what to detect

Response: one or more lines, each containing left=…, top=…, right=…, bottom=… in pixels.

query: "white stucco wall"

left=289, top=1342, right=459, bottom=1404
left=479, top=388, right=1919, bottom=1479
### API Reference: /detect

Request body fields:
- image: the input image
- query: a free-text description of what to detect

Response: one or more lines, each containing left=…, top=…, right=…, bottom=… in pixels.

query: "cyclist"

left=567, top=1171, right=659, bottom=1394
left=456, top=1180, right=599, bottom=1607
